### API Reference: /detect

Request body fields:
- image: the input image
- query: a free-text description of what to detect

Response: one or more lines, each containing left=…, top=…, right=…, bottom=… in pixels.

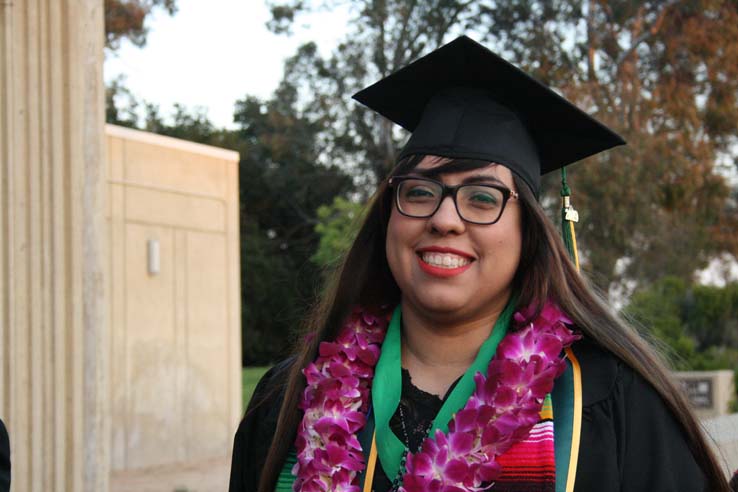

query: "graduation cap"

left=352, top=35, right=625, bottom=196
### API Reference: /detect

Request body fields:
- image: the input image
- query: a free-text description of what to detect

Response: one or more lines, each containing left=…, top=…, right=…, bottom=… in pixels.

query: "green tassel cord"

left=560, top=167, right=580, bottom=272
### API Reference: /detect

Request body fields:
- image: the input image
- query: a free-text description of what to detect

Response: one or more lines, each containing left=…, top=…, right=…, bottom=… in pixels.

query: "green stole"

left=372, top=302, right=513, bottom=478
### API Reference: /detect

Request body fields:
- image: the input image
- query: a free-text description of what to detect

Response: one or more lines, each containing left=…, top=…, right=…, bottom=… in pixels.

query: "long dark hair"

left=256, top=155, right=729, bottom=492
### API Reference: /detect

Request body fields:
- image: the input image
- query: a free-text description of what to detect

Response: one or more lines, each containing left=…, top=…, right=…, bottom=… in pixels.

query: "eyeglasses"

left=388, top=175, right=519, bottom=225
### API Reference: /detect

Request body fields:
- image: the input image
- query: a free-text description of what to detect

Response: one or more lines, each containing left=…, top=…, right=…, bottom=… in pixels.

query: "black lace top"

left=371, top=368, right=461, bottom=491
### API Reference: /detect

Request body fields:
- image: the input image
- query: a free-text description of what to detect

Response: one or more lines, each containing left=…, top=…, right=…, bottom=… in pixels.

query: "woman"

left=230, top=36, right=729, bottom=492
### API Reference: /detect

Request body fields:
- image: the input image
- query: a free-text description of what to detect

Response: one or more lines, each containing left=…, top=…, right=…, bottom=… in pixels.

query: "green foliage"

left=242, top=366, right=269, bottom=411
left=240, top=220, right=308, bottom=365
left=142, top=102, right=223, bottom=145
left=236, top=94, right=354, bottom=365
left=625, top=277, right=697, bottom=369
left=105, top=76, right=139, bottom=128
left=624, top=278, right=738, bottom=407
left=312, top=197, right=366, bottom=268
left=685, top=283, right=738, bottom=349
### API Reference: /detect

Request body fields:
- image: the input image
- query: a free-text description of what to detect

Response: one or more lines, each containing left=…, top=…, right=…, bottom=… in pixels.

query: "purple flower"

left=496, top=327, right=563, bottom=363
left=294, top=302, right=578, bottom=492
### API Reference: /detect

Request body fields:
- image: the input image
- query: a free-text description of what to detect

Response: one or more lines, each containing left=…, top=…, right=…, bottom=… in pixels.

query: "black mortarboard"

left=353, top=36, right=625, bottom=194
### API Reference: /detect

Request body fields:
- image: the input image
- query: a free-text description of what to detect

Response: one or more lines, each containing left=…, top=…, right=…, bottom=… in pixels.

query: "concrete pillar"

left=0, top=1, right=108, bottom=491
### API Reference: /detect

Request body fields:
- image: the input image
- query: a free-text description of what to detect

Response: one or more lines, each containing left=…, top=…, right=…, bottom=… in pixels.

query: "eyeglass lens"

left=396, top=179, right=506, bottom=224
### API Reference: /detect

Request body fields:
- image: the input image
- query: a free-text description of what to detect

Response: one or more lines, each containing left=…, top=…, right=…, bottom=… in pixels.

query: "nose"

left=427, top=195, right=466, bottom=235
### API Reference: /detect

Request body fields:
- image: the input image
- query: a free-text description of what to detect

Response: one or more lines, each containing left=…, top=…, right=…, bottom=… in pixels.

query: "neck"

left=400, top=297, right=509, bottom=396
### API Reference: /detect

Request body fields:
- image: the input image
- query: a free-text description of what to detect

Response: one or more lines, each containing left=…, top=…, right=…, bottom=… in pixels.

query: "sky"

left=104, top=0, right=351, bottom=128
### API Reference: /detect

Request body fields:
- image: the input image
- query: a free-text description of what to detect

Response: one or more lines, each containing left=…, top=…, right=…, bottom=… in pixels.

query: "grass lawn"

left=242, top=366, right=270, bottom=411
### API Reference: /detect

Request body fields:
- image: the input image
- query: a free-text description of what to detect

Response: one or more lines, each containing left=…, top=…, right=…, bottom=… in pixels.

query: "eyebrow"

left=411, top=171, right=507, bottom=186
left=459, top=174, right=506, bottom=186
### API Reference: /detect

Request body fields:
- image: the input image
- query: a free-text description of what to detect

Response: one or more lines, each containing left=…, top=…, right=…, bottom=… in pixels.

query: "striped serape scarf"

left=493, top=394, right=556, bottom=492
left=276, top=394, right=557, bottom=492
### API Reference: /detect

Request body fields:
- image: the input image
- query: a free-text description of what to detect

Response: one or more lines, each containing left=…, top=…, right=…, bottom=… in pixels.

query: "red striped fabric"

left=494, top=419, right=556, bottom=491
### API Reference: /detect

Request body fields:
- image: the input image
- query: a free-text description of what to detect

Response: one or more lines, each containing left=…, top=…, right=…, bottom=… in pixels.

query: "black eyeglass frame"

left=388, top=175, right=519, bottom=225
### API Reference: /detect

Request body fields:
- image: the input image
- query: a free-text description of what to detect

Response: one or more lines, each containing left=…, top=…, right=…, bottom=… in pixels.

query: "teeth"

left=421, top=252, right=471, bottom=269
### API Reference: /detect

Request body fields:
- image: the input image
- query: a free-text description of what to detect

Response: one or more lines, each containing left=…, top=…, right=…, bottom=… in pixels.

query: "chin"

left=407, top=282, right=513, bottom=321
left=411, top=291, right=477, bottom=317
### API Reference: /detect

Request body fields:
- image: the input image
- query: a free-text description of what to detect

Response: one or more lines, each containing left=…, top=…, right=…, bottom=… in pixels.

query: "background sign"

left=680, top=378, right=714, bottom=409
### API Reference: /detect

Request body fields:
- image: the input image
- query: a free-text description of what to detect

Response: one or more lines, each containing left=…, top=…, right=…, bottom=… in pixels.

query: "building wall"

left=0, top=1, right=108, bottom=491
left=105, top=125, right=241, bottom=472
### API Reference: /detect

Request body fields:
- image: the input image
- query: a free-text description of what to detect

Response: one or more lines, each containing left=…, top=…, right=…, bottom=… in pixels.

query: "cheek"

left=482, top=236, right=520, bottom=267
left=385, top=210, right=423, bottom=282
left=481, top=219, right=523, bottom=273
left=385, top=212, right=405, bottom=278
left=507, top=225, right=523, bottom=273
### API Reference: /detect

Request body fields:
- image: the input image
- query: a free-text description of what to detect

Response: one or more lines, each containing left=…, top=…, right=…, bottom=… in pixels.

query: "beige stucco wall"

left=105, top=125, right=241, bottom=472
left=1, top=1, right=108, bottom=491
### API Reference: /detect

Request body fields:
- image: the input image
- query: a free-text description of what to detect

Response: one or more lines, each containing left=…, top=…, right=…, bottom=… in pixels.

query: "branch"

left=286, top=197, right=319, bottom=227
left=405, top=30, right=427, bottom=62
left=586, top=0, right=597, bottom=82
left=586, top=0, right=614, bottom=112
left=403, top=0, right=475, bottom=65
left=352, top=110, right=382, bottom=160
left=375, top=0, right=388, bottom=75
left=433, top=0, right=475, bottom=48
left=614, top=0, right=678, bottom=69
left=391, top=0, right=418, bottom=70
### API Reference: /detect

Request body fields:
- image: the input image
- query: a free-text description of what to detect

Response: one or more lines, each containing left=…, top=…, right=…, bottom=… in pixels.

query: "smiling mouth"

left=418, top=252, right=473, bottom=269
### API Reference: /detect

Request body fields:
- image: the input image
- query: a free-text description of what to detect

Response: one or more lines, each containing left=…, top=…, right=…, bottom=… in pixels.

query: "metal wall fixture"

left=147, top=239, right=160, bottom=276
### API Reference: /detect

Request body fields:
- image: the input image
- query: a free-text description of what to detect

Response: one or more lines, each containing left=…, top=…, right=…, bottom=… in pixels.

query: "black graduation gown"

left=0, top=418, right=10, bottom=492
left=229, top=339, right=707, bottom=492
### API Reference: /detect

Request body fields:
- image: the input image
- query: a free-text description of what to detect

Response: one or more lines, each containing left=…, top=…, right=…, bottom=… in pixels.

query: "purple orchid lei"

left=294, top=308, right=390, bottom=492
left=293, top=303, right=580, bottom=492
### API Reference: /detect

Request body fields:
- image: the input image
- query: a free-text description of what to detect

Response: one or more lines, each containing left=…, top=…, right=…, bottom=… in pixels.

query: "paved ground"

left=110, top=455, right=230, bottom=492
left=703, top=413, right=738, bottom=476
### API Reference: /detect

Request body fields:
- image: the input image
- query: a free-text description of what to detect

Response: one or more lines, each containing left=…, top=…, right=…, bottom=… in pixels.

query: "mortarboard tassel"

left=560, top=167, right=581, bottom=272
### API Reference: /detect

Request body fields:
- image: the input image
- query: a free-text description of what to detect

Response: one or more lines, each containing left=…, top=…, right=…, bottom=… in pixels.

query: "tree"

left=105, top=0, right=178, bottom=50
left=624, top=276, right=697, bottom=368
left=624, top=277, right=738, bottom=406
left=311, top=196, right=366, bottom=268
left=142, top=102, right=219, bottom=144
left=105, top=75, right=140, bottom=128
left=625, top=278, right=738, bottom=365
left=476, top=0, right=738, bottom=291
left=684, top=283, right=738, bottom=350
left=234, top=84, right=354, bottom=365
left=267, top=1, right=488, bottom=189
left=268, top=0, right=738, bottom=291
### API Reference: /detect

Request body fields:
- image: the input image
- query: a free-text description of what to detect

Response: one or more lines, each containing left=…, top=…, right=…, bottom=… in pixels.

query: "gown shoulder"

left=571, top=339, right=707, bottom=492
left=228, top=358, right=295, bottom=492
